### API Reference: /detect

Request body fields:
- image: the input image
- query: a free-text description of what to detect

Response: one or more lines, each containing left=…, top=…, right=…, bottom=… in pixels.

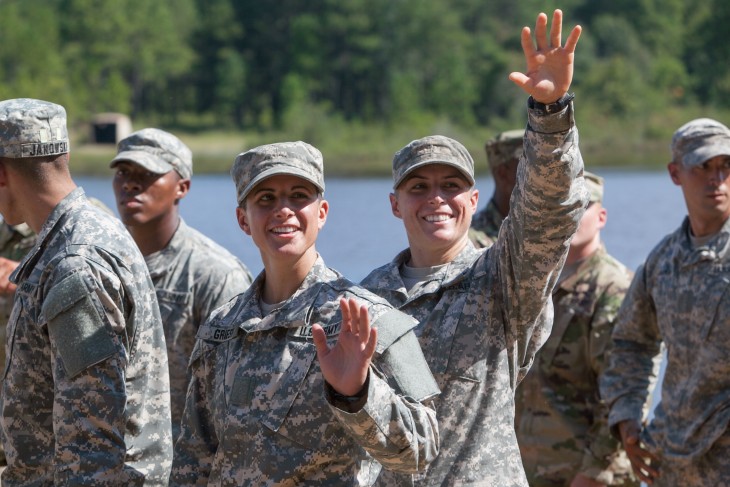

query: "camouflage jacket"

left=171, top=256, right=440, bottom=486
left=468, top=197, right=504, bottom=249
left=516, top=245, right=636, bottom=486
left=602, top=217, right=730, bottom=463
left=0, top=188, right=172, bottom=486
left=362, top=103, right=587, bottom=486
left=0, top=222, right=36, bottom=369
left=145, top=218, right=252, bottom=440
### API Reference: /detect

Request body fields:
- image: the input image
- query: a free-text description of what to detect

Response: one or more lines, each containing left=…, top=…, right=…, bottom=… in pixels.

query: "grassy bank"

left=69, top=104, right=730, bottom=177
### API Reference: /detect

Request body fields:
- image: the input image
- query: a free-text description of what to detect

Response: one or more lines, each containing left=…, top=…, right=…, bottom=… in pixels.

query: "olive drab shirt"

left=362, top=102, right=588, bottom=486
left=516, top=245, right=637, bottom=486
left=602, top=217, right=730, bottom=472
left=171, top=257, right=440, bottom=485
left=145, top=218, right=252, bottom=440
left=0, top=188, right=172, bottom=486
left=469, top=197, right=504, bottom=249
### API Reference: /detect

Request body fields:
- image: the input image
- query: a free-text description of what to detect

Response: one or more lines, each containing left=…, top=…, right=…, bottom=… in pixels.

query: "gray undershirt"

left=400, top=262, right=449, bottom=293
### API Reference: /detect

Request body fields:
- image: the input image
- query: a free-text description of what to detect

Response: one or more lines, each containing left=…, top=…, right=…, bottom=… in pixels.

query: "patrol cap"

left=110, top=128, right=192, bottom=179
left=584, top=170, right=604, bottom=203
left=392, top=135, right=475, bottom=189
left=0, top=98, right=69, bottom=159
left=485, top=129, right=524, bottom=170
left=231, top=141, right=325, bottom=205
left=671, top=118, right=730, bottom=167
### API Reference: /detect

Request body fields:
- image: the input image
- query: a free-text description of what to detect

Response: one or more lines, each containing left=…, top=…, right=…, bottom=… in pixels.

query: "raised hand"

left=618, top=419, right=660, bottom=484
left=313, top=297, right=378, bottom=397
left=509, top=9, right=582, bottom=104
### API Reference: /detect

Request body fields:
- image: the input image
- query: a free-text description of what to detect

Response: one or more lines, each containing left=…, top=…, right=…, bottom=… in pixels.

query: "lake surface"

left=78, top=169, right=687, bottom=281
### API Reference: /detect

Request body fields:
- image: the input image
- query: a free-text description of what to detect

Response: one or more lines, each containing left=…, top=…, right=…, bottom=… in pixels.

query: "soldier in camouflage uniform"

left=0, top=98, right=172, bottom=485
left=171, top=141, right=440, bottom=485
left=469, top=129, right=524, bottom=249
left=601, top=118, right=730, bottom=486
left=516, top=172, right=637, bottom=487
left=110, top=127, right=253, bottom=441
left=361, top=10, right=588, bottom=486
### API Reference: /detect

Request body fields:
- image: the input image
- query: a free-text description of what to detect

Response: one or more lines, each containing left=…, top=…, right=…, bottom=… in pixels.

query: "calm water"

left=78, top=169, right=687, bottom=281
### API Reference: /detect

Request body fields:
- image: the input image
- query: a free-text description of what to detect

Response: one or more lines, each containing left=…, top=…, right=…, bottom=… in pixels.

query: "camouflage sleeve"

left=327, top=309, right=440, bottom=473
left=498, top=101, right=587, bottom=386
left=601, top=264, right=662, bottom=434
left=171, top=340, right=217, bottom=485
left=580, top=282, right=632, bottom=481
left=40, top=258, right=132, bottom=483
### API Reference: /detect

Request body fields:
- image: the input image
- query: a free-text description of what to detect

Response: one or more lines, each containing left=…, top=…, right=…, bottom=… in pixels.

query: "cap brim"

left=239, top=166, right=325, bottom=203
left=682, top=142, right=730, bottom=167
left=110, top=150, right=174, bottom=174
left=394, top=159, right=475, bottom=189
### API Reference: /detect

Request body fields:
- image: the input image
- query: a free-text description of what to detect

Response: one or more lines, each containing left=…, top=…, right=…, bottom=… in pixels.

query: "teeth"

left=272, top=226, right=297, bottom=233
left=425, top=214, right=450, bottom=222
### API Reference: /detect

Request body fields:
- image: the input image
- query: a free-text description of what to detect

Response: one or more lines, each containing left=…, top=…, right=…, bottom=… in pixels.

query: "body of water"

left=78, top=168, right=687, bottom=281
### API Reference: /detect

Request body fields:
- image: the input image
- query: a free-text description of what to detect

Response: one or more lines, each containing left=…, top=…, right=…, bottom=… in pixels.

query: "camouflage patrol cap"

left=392, top=135, right=475, bottom=189
left=485, top=129, right=524, bottom=170
left=671, top=118, right=730, bottom=167
left=584, top=170, right=604, bottom=203
left=110, top=128, right=192, bottom=179
left=231, top=141, right=325, bottom=205
left=0, top=98, right=69, bottom=159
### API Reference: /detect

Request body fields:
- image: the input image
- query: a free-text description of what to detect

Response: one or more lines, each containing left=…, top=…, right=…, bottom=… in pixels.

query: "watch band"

left=528, top=92, right=575, bottom=114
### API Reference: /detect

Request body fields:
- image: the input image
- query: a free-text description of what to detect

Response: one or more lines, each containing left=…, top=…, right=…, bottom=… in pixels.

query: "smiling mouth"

left=424, top=214, right=451, bottom=222
left=271, top=226, right=298, bottom=234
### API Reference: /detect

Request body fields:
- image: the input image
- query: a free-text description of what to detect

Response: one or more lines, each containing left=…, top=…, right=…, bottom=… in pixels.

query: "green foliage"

left=2, top=0, right=730, bottom=173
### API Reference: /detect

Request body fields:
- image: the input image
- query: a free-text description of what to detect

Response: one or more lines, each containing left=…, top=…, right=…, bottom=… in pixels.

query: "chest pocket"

left=227, top=332, right=332, bottom=449
left=2, top=287, right=30, bottom=381
left=155, top=289, right=193, bottom=341
left=418, top=283, right=487, bottom=382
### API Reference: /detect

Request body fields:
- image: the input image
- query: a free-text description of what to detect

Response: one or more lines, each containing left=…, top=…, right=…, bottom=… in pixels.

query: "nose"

left=121, top=177, right=142, bottom=192
left=274, top=200, right=295, bottom=218
left=428, top=189, right=445, bottom=206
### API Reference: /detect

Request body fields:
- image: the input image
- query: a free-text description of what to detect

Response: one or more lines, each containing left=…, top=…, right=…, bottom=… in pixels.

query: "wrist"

left=528, top=92, right=575, bottom=114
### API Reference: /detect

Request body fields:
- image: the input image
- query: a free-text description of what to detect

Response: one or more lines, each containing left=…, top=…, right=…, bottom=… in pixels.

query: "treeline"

left=1, top=0, right=729, bottom=167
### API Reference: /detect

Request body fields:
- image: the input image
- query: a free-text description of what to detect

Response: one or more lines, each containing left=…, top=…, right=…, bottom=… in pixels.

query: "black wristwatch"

left=528, top=92, right=575, bottom=114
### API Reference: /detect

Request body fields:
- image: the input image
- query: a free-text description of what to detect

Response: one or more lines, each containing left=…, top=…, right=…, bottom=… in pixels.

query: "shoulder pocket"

left=42, top=272, right=117, bottom=378
left=373, top=308, right=440, bottom=402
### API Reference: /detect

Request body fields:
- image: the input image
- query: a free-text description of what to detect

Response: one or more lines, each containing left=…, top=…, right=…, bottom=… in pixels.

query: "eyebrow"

left=253, top=184, right=315, bottom=195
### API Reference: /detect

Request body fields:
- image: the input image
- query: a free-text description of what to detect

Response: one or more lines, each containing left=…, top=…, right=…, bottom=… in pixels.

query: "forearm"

left=328, top=370, right=439, bottom=473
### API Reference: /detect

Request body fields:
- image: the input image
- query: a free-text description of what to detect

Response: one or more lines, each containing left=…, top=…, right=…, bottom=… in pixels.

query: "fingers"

left=339, top=298, right=352, bottom=333
left=550, top=9, right=563, bottom=48
left=564, top=25, right=582, bottom=53
left=534, top=12, right=548, bottom=51
left=311, top=324, right=329, bottom=356
left=520, top=26, right=535, bottom=57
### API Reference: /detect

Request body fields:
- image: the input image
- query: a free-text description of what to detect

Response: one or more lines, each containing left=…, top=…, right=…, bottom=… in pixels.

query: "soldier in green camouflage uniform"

left=469, top=129, right=524, bottom=249
left=0, top=98, right=172, bottom=485
left=171, top=141, right=440, bottom=485
left=361, top=11, right=588, bottom=486
left=111, top=128, right=253, bottom=441
left=601, top=118, right=730, bottom=486
left=516, top=172, right=637, bottom=487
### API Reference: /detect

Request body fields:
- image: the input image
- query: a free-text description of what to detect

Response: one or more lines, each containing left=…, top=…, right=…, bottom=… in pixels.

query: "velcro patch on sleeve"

left=42, top=272, right=117, bottom=378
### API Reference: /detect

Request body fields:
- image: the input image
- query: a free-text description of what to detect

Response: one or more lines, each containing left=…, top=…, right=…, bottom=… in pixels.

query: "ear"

left=0, top=160, right=8, bottom=188
left=318, top=198, right=329, bottom=229
left=469, top=188, right=479, bottom=214
left=668, top=162, right=681, bottom=186
left=597, top=205, right=608, bottom=230
left=177, top=178, right=191, bottom=200
left=389, top=192, right=402, bottom=219
left=236, top=206, right=251, bottom=235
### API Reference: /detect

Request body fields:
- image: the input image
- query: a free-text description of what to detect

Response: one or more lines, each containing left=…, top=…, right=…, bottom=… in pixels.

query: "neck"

left=128, top=212, right=181, bottom=256
left=688, top=214, right=728, bottom=238
left=260, top=248, right=318, bottom=304
left=566, top=235, right=601, bottom=265
left=407, top=236, right=468, bottom=268
left=25, top=179, right=77, bottom=234
left=492, top=191, right=510, bottom=219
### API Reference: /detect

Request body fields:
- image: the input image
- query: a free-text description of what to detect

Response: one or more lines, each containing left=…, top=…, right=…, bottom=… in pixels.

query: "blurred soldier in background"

left=469, top=129, right=523, bottom=248
left=516, top=172, right=638, bottom=487
left=602, top=118, right=730, bottom=486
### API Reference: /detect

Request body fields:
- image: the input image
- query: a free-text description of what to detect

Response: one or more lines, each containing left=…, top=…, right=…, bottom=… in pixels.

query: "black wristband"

left=528, top=92, right=575, bottom=114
